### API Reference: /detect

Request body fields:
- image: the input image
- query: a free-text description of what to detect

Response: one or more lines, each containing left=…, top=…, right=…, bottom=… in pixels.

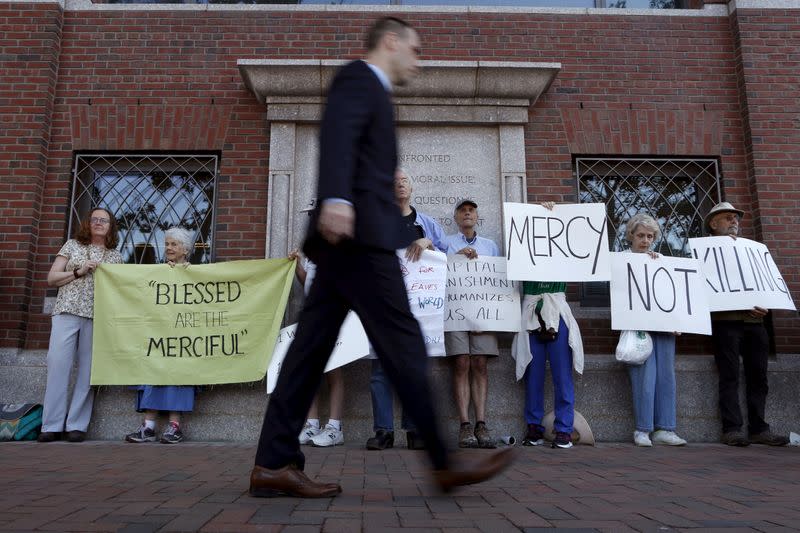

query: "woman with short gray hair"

left=624, top=214, right=686, bottom=448
left=125, top=227, right=196, bottom=444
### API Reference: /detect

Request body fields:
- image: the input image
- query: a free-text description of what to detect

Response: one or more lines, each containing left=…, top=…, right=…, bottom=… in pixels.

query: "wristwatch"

left=73, top=268, right=82, bottom=278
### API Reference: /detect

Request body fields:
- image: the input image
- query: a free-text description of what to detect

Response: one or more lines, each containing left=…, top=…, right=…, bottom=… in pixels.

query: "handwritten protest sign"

left=503, top=202, right=611, bottom=281
left=689, top=237, right=796, bottom=312
left=400, top=249, right=447, bottom=356
left=266, top=312, right=369, bottom=394
left=610, top=253, right=711, bottom=335
left=444, top=256, right=521, bottom=332
left=91, top=259, right=295, bottom=385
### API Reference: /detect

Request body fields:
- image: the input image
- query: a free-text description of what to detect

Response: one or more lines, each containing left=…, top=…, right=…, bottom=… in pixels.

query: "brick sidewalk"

left=2, top=441, right=799, bottom=532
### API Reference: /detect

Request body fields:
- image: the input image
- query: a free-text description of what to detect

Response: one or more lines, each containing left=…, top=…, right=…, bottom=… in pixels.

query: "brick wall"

left=732, top=7, right=800, bottom=354
left=0, top=3, right=63, bottom=348
left=2, top=4, right=794, bottom=353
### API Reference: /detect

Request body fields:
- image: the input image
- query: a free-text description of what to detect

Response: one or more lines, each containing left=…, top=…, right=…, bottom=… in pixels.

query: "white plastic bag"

left=615, top=330, right=653, bottom=365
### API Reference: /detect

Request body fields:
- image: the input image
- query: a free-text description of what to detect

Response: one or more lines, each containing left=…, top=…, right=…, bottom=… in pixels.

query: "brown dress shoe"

left=249, top=465, right=342, bottom=498
left=432, top=447, right=515, bottom=494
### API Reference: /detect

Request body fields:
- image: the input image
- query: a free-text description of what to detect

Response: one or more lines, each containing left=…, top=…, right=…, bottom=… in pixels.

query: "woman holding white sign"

left=623, top=214, right=686, bottom=448
left=125, top=227, right=196, bottom=445
left=38, top=208, right=123, bottom=443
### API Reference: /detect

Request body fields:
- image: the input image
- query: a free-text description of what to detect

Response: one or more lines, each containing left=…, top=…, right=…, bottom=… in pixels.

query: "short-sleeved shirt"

left=523, top=281, right=567, bottom=313
left=444, top=232, right=501, bottom=339
left=52, top=239, right=123, bottom=318
left=443, top=232, right=500, bottom=257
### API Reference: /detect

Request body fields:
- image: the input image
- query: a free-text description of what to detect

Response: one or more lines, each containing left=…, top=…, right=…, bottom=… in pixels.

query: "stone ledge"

left=238, top=59, right=560, bottom=107
left=3, top=348, right=798, bottom=444
left=729, top=0, right=800, bottom=11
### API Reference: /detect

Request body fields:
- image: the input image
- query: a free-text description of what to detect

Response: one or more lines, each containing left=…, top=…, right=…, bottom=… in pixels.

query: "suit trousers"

left=255, top=244, right=448, bottom=470
left=41, top=313, right=95, bottom=433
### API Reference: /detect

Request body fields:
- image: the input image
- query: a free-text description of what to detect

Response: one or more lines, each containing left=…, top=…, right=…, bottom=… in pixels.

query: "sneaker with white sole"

left=298, top=422, right=321, bottom=445
left=633, top=430, right=653, bottom=447
left=552, top=431, right=573, bottom=449
left=160, top=422, right=184, bottom=444
left=125, top=424, right=157, bottom=443
left=310, top=424, right=344, bottom=447
left=651, top=430, right=687, bottom=446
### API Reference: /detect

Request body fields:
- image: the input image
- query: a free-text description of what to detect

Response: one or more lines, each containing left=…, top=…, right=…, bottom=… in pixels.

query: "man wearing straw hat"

left=705, top=201, right=788, bottom=448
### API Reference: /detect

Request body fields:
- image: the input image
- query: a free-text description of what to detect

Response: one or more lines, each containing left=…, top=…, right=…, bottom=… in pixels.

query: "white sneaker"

left=310, top=424, right=344, bottom=447
left=634, top=430, right=653, bottom=447
left=652, top=430, right=687, bottom=446
left=298, top=422, right=321, bottom=445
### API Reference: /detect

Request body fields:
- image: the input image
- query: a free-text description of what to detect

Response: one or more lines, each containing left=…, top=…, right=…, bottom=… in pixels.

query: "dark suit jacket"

left=304, top=60, right=415, bottom=262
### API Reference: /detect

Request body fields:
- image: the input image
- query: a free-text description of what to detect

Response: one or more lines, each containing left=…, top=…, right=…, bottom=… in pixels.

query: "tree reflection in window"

left=70, top=154, right=218, bottom=264
left=576, top=157, right=720, bottom=305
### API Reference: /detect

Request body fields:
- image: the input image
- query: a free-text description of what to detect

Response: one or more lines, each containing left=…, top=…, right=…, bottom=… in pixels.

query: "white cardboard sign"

left=266, top=311, right=369, bottom=394
left=689, top=237, right=796, bottom=312
left=503, top=202, right=611, bottom=281
left=444, top=256, right=521, bottom=332
left=399, top=249, right=447, bottom=356
left=610, top=252, right=712, bottom=335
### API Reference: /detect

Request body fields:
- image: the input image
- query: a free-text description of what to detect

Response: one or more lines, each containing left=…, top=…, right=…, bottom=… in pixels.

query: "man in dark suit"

left=250, top=16, right=513, bottom=499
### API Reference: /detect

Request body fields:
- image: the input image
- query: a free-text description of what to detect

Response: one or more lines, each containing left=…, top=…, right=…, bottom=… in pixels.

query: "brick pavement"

left=2, top=441, right=799, bottom=532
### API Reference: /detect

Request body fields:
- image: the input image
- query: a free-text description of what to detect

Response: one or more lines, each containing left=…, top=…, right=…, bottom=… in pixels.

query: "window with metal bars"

left=69, top=154, right=219, bottom=265
left=575, top=157, right=721, bottom=306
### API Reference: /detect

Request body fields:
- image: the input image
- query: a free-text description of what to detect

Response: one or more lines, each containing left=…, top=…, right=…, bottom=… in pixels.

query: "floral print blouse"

left=52, top=239, right=123, bottom=319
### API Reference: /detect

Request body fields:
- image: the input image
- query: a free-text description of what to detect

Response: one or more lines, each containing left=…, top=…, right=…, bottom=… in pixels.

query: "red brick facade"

left=1, top=2, right=797, bottom=353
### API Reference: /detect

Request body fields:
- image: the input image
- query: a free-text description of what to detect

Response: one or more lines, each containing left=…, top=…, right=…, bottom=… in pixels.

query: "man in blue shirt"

left=367, top=170, right=448, bottom=451
left=443, top=200, right=501, bottom=449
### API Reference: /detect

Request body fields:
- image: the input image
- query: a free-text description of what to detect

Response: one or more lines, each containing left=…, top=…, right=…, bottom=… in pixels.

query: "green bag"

left=0, top=404, right=43, bottom=441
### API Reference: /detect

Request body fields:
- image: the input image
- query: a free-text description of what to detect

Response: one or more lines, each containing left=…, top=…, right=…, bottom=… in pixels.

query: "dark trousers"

left=255, top=244, right=448, bottom=471
left=711, top=321, right=770, bottom=435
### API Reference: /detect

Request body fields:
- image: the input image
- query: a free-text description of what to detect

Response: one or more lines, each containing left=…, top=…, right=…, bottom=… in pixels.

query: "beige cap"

left=704, top=201, right=744, bottom=231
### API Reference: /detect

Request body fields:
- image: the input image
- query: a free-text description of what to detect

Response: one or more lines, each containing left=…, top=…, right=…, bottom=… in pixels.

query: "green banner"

left=91, top=259, right=296, bottom=385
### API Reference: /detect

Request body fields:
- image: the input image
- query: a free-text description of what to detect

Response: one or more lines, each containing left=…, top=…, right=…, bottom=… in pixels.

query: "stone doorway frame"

left=238, top=59, right=561, bottom=258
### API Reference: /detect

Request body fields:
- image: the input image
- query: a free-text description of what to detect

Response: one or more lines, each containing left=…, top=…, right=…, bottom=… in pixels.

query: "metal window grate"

left=70, top=154, right=219, bottom=264
left=577, top=157, right=721, bottom=257
left=576, top=157, right=721, bottom=305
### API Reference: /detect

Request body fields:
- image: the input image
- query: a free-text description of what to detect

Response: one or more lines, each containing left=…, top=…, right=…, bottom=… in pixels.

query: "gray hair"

left=165, top=226, right=195, bottom=256
left=625, top=213, right=661, bottom=243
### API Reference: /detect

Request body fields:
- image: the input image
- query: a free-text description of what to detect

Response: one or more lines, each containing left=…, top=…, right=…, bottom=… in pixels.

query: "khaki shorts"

left=445, top=331, right=499, bottom=357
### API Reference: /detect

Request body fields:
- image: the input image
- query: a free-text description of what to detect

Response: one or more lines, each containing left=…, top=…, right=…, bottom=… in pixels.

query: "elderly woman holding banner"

left=125, top=227, right=196, bottom=445
left=38, top=208, right=123, bottom=443
left=624, top=213, right=687, bottom=447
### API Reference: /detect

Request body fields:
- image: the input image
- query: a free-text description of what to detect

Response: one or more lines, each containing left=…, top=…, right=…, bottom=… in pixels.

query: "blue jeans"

left=370, top=359, right=414, bottom=432
left=627, top=332, right=677, bottom=433
left=524, top=318, right=574, bottom=434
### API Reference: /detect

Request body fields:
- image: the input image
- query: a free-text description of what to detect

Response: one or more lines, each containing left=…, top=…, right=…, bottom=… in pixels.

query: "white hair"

left=625, top=213, right=661, bottom=243
left=165, top=226, right=195, bottom=256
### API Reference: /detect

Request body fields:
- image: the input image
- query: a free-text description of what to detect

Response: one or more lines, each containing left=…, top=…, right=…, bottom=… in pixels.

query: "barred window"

left=576, top=157, right=721, bottom=305
left=69, top=154, right=219, bottom=264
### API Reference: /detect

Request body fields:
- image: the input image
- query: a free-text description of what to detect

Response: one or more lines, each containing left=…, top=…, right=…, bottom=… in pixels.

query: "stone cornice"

left=238, top=59, right=560, bottom=124
left=62, top=0, right=727, bottom=16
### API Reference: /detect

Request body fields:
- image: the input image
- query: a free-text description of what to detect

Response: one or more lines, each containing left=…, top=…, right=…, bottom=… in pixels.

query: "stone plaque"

left=398, top=126, right=502, bottom=249
left=285, top=125, right=503, bottom=252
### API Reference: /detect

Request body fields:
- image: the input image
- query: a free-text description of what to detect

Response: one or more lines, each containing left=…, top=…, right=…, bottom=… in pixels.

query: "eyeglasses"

left=90, top=217, right=111, bottom=225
